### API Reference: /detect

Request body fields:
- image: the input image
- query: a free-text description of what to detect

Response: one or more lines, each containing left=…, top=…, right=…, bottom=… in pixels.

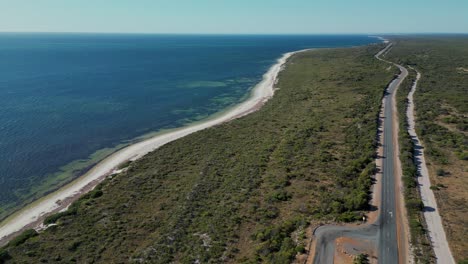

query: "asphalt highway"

left=312, top=43, right=408, bottom=264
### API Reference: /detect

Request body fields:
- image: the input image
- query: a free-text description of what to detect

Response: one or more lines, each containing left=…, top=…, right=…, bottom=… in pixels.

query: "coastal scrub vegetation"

left=2, top=44, right=395, bottom=263
left=394, top=68, right=435, bottom=263
left=353, top=253, right=369, bottom=264
left=386, top=36, right=468, bottom=262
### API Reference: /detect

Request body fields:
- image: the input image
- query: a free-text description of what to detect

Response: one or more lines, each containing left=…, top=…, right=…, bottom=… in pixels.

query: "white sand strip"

left=0, top=49, right=306, bottom=245
left=406, top=68, right=455, bottom=264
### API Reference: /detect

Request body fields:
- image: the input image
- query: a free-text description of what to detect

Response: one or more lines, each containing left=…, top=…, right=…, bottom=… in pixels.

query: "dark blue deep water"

left=0, top=34, right=378, bottom=216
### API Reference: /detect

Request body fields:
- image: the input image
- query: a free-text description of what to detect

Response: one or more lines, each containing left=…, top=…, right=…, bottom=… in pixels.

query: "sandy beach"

left=0, top=49, right=304, bottom=245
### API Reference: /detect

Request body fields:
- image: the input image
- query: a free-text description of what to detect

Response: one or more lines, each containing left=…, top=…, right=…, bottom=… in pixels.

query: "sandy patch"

left=334, top=237, right=377, bottom=264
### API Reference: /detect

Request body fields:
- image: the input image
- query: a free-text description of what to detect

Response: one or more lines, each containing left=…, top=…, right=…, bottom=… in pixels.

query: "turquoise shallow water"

left=0, top=34, right=378, bottom=216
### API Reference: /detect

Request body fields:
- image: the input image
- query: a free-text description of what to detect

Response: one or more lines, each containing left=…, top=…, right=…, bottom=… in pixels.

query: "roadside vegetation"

left=353, top=253, right=370, bottom=264
left=386, top=36, right=468, bottom=262
left=1, top=44, right=395, bottom=263
left=393, top=66, right=435, bottom=263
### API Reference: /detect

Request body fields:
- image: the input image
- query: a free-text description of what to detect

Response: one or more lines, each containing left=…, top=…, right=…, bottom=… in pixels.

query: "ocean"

left=0, top=34, right=379, bottom=219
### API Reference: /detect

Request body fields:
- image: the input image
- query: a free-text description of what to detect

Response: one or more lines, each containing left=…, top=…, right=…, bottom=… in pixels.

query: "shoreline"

left=0, top=49, right=306, bottom=246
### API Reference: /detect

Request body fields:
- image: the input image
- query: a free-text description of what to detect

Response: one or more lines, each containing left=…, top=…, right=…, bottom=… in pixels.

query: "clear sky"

left=0, top=0, right=467, bottom=34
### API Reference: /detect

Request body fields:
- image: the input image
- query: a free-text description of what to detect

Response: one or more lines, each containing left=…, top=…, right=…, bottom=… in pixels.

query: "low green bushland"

left=386, top=37, right=467, bottom=165
left=2, top=44, right=395, bottom=263
left=394, top=68, right=435, bottom=263
left=7, top=229, right=38, bottom=247
left=386, top=36, right=468, bottom=262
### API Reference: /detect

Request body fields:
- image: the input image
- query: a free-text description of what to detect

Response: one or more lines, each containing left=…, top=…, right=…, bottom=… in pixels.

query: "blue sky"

left=0, top=0, right=467, bottom=34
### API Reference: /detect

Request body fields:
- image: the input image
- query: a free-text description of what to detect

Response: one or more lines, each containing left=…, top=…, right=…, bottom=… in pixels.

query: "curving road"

left=312, top=43, right=408, bottom=264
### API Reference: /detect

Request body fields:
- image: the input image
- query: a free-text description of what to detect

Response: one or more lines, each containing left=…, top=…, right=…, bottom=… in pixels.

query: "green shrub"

left=67, top=240, right=82, bottom=252
left=43, top=207, right=77, bottom=225
left=269, top=191, right=291, bottom=202
left=354, top=253, right=369, bottom=264
left=295, top=245, right=306, bottom=253
left=436, top=168, right=446, bottom=176
left=7, top=229, right=38, bottom=247
left=43, top=186, right=104, bottom=225
left=337, top=211, right=361, bottom=222
left=0, top=248, right=12, bottom=262
left=90, top=189, right=103, bottom=199
left=254, top=219, right=304, bottom=263
left=406, top=198, right=423, bottom=211
left=117, top=160, right=132, bottom=170
left=456, top=151, right=468, bottom=160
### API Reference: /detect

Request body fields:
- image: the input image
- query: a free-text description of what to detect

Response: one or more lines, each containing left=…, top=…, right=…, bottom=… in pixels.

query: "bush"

left=0, top=248, right=12, bottom=262
left=409, top=219, right=424, bottom=235
left=406, top=199, right=423, bottom=211
left=117, top=160, right=132, bottom=170
left=67, top=240, right=82, bottom=252
left=90, top=189, right=103, bottom=199
left=43, top=208, right=77, bottom=225
left=295, top=245, right=306, bottom=253
left=44, top=187, right=104, bottom=225
left=456, top=151, right=468, bottom=160
left=354, top=253, right=369, bottom=264
left=81, top=187, right=104, bottom=200
left=254, top=219, right=304, bottom=262
left=436, top=168, right=446, bottom=176
left=7, top=229, right=38, bottom=247
left=344, top=191, right=368, bottom=211
left=337, top=211, right=361, bottom=222
left=269, top=191, right=291, bottom=202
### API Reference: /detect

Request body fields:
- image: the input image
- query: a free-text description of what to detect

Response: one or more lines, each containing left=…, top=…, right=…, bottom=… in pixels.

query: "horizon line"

left=1, top=31, right=468, bottom=36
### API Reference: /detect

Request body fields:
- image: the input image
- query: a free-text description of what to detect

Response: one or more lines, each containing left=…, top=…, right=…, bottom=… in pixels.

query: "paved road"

left=312, top=43, right=408, bottom=264
left=379, top=58, right=408, bottom=263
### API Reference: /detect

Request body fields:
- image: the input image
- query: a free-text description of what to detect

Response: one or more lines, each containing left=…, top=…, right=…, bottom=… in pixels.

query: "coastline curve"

left=0, top=49, right=308, bottom=246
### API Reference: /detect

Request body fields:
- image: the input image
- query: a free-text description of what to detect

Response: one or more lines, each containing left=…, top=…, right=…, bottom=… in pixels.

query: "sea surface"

left=0, top=34, right=378, bottom=218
